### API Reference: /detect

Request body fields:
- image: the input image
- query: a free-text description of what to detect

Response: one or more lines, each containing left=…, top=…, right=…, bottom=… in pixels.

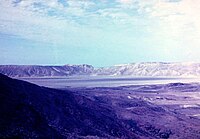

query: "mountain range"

left=0, top=64, right=94, bottom=77
left=1, top=62, right=200, bottom=77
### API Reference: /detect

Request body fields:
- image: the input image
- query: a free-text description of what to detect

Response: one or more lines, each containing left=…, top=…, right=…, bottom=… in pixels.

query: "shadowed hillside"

left=0, top=73, right=136, bottom=139
left=1, top=73, right=200, bottom=139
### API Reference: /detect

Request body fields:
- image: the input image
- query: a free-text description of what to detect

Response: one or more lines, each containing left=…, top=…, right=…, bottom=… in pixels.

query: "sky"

left=0, top=0, right=200, bottom=67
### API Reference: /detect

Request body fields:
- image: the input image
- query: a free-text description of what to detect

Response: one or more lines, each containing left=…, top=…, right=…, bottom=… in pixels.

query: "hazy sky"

left=1, top=0, right=200, bottom=67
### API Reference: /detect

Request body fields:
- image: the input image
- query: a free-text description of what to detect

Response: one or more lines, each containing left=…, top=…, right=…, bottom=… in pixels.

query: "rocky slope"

left=71, top=85, right=200, bottom=139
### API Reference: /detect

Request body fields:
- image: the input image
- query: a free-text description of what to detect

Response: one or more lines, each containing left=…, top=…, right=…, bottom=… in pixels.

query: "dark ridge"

left=1, top=73, right=200, bottom=139
left=0, top=73, right=136, bottom=138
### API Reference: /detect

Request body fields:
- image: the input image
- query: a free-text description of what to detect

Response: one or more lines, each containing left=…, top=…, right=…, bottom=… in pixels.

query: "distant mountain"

left=0, top=64, right=94, bottom=77
left=1, top=62, right=200, bottom=77
left=94, top=62, right=200, bottom=77
left=0, top=73, right=136, bottom=138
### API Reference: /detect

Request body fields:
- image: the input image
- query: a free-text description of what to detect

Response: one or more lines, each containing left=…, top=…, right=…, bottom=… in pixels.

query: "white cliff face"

left=94, top=62, right=200, bottom=77
left=1, top=62, right=200, bottom=77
